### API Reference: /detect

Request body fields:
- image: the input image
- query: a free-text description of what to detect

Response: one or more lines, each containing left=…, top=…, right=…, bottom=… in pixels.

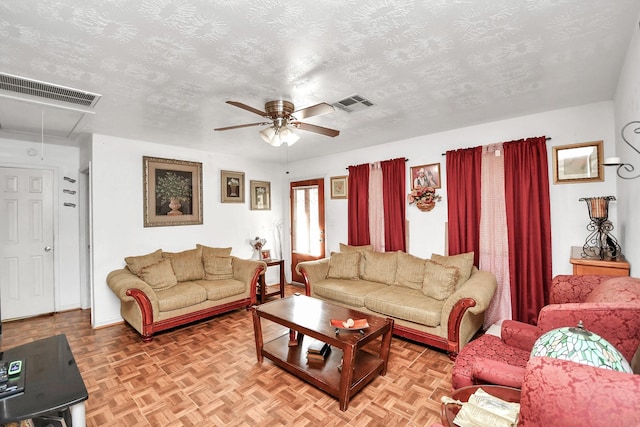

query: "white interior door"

left=0, top=167, right=55, bottom=320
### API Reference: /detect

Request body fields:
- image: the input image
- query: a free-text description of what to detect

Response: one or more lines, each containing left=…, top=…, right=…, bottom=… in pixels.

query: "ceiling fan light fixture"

left=280, top=126, right=300, bottom=146
left=259, top=126, right=276, bottom=144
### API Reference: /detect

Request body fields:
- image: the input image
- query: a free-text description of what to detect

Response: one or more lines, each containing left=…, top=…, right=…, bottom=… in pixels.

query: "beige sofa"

left=107, top=244, right=266, bottom=341
left=296, top=245, right=497, bottom=359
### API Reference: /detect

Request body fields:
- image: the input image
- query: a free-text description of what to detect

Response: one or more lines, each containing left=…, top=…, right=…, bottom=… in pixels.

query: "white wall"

left=90, top=134, right=285, bottom=327
left=0, top=138, right=82, bottom=311
left=286, top=101, right=619, bottom=278
left=614, top=18, right=640, bottom=276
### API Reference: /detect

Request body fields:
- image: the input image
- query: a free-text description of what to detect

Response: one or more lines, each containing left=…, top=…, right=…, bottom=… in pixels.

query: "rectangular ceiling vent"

left=0, top=72, right=101, bottom=107
left=334, top=94, right=374, bottom=113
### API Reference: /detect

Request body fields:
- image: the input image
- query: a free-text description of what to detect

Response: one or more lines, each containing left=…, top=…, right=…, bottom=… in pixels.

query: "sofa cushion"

left=396, top=252, right=426, bottom=290
left=125, top=249, right=163, bottom=275
left=137, top=258, right=178, bottom=290
left=364, top=285, right=445, bottom=327
left=339, top=243, right=373, bottom=276
left=203, top=255, right=234, bottom=280
left=314, top=278, right=387, bottom=307
left=422, top=259, right=460, bottom=301
left=162, top=247, right=204, bottom=282
left=196, top=278, right=246, bottom=300
left=361, top=250, right=397, bottom=284
left=585, top=277, right=640, bottom=303
left=155, top=282, right=207, bottom=311
left=431, top=252, right=474, bottom=288
left=327, top=252, right=360, bottom=280
left=197, top=244, right=233, bottom=258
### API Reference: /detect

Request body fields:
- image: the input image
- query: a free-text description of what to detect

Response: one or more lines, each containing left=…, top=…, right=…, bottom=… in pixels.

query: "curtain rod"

left=346, top=158, right=408, bottom=169
left=441, top=136, right=552, bottom=156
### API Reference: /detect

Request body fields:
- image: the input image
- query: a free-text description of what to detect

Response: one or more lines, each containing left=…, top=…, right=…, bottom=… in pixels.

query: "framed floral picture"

left=143, top=156, right=203, bottom=227
left=221, top=170, right=245, bottom=203
left=330, top=175, right=348, bottom=199
left=410, top=163, right=441, bottom=189
left=260, top=249, right=271, bottom=260
left=250, top=180, right=271, bottom=210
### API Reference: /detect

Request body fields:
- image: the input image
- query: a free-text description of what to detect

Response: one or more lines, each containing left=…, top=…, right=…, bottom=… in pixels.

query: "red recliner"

left=518, top=356, right=640, bottom=426
left=451, top=275, right=640, bottom=389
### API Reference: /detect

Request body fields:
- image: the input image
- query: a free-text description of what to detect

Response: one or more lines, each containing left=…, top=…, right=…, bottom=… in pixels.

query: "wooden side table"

left=258, top=259, right=285, bottom=304
left=569, top=246, right=630, bottom=276
left=440, top=385, right=521, bottom=426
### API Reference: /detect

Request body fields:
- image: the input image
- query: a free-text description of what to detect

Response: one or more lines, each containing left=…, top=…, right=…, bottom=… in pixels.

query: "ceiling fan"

left=214, top=100, right=340, bottom=147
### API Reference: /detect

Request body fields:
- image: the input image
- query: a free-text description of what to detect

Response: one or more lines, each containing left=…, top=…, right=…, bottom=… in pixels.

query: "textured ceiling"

left=1, top=0, right=639, bottom=163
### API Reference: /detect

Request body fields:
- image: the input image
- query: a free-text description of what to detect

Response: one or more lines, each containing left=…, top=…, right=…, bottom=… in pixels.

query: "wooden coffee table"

left=251, top=294, right=394, bottom=411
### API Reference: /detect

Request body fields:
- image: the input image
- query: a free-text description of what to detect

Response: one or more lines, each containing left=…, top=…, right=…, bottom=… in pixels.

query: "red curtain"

left=347, top=164, right=370, bottom=246
left=504, top=136, right=552, bottom=324
left=381, top=158, right=406, bottom=252
left=446, top=147, right=482, bottom=266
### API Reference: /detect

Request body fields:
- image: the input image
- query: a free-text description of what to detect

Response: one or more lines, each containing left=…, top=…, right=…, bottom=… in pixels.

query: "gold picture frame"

left=330, top=176, right=348, bottom=199
left=250, top=180, right=271, bottom=210
left=552, top=141, right=604, bottom=184
left=410, top=163, right=441, bottom=189
left=221, top=170, right=245, bottom=203
left=143, top=156, right=203, bottom=227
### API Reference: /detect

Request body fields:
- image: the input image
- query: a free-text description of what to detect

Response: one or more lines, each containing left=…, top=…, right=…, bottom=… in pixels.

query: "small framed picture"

left=552, top=141, right=604, bottom=184
left=250, top=180, right=271, bottom=210
left=260, top=249, right=271, bottom=260
left=221, top=170, right=245, bottom=203
left=330, top=176, right=348, bottom=199
left=410, top=163, right=441, bottom=189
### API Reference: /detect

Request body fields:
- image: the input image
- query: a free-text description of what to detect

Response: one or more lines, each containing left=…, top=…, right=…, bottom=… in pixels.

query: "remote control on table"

left=0, top=363, right=8, bottom=382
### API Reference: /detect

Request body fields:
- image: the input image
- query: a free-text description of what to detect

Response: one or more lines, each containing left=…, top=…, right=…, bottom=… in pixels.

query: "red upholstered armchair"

left=518, top=356, right=640, bottom=426
left=451, top=275, right=640, bottom=389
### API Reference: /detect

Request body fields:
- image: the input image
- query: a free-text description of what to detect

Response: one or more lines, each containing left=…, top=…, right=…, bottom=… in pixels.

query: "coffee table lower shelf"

left=262, top=334, right=384, bottom=403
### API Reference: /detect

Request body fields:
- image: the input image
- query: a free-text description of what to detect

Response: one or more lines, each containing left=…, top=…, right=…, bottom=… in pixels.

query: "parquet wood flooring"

left=0, top=285, right=453, bottom=426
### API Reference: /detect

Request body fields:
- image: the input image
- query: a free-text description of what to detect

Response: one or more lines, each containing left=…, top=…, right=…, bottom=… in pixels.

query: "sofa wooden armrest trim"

left=125, top=288, right=155, bottom=341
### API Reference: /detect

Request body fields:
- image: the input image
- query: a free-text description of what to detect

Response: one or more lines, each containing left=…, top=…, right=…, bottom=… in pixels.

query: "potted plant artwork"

left=155, top=171, right=192, bottom=216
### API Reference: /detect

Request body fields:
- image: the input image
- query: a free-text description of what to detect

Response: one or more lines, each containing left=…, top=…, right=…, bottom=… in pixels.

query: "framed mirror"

left=552, top=140, right=604, bottom=184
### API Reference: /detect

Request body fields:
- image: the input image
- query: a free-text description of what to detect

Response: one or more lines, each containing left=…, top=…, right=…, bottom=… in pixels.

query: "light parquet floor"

left=0, top=285, right=453, bottom=426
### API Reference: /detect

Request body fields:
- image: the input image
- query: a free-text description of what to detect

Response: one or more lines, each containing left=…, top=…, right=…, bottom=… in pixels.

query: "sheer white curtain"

left=479, top=144, right=512, bottom=328
left=368, top=162, right=385, bottom=252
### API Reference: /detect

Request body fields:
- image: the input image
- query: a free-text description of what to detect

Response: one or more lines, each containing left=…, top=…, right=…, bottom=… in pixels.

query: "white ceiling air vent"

left=334, top=94, right=374, bottom=113
left=0, top=72, right=101, bottom=107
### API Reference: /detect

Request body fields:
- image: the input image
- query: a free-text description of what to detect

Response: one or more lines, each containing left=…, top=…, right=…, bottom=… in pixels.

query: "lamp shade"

left=531, top=321, right=632, bottom=373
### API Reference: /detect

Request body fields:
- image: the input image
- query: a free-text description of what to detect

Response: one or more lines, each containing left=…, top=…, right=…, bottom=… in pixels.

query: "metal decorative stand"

left=578, top=196, right=622, bottom=260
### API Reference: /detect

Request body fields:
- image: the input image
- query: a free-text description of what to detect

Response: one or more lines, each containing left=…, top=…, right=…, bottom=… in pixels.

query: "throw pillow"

left=125, top=249, right=163, bottom=275
left=430, top=252, right=474, bottom=288
left=197, top=244, right=233, bottom=258
left=396, top=252, right=427, bottom=290
left=138, top=258, right=178, bottom=290
left=203, top=255, right=234, bottom=280
left=422, top=259, right=460, bottom=300
left=339, top=243, right=373, bottom=277
left=327, top=251, right=360, bottom=280
left=162, top=247, right=204, bottom=282
left=361, top=250, right=397, bottom=284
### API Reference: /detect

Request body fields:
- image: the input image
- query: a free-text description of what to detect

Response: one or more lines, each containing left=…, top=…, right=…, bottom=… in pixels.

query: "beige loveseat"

left=296, top=245, right=497, bottom=359
left=107, top=244, right=266, bottom=341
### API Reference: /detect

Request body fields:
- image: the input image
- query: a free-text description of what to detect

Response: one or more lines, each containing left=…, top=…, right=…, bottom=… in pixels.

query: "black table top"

left=0, top=334, right=88, bottom=423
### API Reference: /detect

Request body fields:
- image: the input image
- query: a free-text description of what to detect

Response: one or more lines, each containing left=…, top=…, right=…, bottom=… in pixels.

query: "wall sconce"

left=603, top=120, right=639, bottom=179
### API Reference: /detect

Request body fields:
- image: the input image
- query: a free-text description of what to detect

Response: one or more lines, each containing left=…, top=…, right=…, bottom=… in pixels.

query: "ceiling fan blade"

left=293, top=122, right=340, bottom=137
left=293, top=102, right=335, bottom=120
left=214, top=122, right=270, bottom=131
left=225, top=100, right=267, bottom=117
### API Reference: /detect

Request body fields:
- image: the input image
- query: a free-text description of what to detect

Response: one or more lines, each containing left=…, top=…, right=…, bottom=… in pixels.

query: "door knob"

left=44, top=246, right=52, bottom=252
